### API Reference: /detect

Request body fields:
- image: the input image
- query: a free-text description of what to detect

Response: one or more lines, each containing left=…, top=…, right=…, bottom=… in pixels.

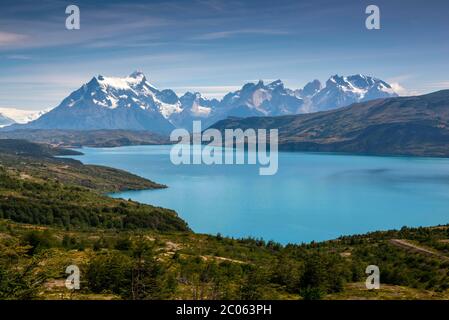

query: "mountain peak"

left=268, top=79, right=284, bottom=89
left=327, top=74, right=345, bottom=85
left=181, top=91, right=202, bottom=100
left=129, top=70, right=146, bottom=81
left=91, top=72, right=153, bottom=92
left=313, top=74, right=398, bottom=111
left=326, top=74, right=380, bottom=88
left=300, top=79, right=322, bottom=97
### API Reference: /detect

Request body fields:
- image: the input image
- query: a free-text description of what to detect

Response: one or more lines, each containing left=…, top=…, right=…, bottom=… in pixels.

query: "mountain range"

left=0, top=113, right=15, bottom=128
left=209, top=90, right=449, bottom=157
left=0, top=107, right=50, bottom=126
left=0, top=108, right=50, bottom=129
left=4, top=72, right=398, bottom=134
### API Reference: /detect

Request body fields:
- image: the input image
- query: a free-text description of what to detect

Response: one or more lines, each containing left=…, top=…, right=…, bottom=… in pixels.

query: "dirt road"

left=389, top=239, right=449, bottom=261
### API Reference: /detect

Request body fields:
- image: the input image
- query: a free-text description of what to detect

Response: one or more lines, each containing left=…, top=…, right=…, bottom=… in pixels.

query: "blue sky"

left=0, top=0, right=448, bottom=110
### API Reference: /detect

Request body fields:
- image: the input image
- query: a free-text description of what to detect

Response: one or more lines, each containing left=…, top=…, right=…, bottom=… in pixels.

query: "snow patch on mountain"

left=158, top=102, right=183, bottom=118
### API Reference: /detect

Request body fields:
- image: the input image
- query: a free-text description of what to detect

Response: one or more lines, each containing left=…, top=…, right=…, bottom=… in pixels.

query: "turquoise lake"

left=71, top=145, right=449, bottom=244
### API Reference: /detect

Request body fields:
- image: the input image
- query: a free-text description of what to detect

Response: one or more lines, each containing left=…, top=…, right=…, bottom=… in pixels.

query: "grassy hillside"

left=0, top=140, right=188, bottom=232
left=0, top=139, right=165, bottom=192
left=210, top=90, right=449, bottom=157
left=0, top=168, right=188, bottom=232
left=1, top=218, right=449, bottom=300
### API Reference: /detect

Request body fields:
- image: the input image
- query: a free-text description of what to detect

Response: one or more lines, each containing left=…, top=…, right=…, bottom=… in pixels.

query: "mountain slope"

left=209, top=90, right=449, bottom=157
left=0, top=113, right=15, bottom=127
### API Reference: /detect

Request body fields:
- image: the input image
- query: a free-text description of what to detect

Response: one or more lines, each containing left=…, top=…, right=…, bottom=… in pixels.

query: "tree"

left=0, top=238, right=48, bottom=299
left=86, top=251, right=132, bottom=296
left=298, top=254, right=327, bottom=300
left=129, top=236, right=174, bottom=300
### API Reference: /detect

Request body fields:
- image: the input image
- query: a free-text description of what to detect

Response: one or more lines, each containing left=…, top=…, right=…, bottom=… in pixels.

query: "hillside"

left=209, top=90, right=449, bottom=157
left=0, top=168, right=188, bottom=232
left=0, top=129, right=170, bottom=148
left=0, top=140, right=187, bottom=233
left=0, top=139, right=165, bottom=192
left=0, top=138, right=82, bottom=156
left=1, top=217, right=449, bottom=300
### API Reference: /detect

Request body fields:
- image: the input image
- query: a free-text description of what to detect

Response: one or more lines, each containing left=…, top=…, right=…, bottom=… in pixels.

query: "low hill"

left=209, top=90, right=449, bottom=157
left=0, top=129, right=170, bottom=148
left=0, top=140, right=189, bottom=233
left=0, top=168, right=188, bottom=232
left=0, top=138, right=82, bottom=156
left=0, top=139, right=165, bottom=192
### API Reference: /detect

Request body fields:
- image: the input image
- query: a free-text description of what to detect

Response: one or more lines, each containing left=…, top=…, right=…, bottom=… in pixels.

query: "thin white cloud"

left=389, top=82, right=409, bottom=96
left=191, top=29, right=290, bottom=40
left=386, top=74, right=415, bottom=84
left=0, top=31, right=28, bottom=46
left=403, top=81, right=449, bottom=96
left=427, top=81, right=449, bottom=89
left=5, top=54, right=32, bottom=60
left=0, top=12, right=171, bottom=51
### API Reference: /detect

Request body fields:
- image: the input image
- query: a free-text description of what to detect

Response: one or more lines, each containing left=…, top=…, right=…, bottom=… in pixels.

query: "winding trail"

left=389, top=239, right=449, bottom=261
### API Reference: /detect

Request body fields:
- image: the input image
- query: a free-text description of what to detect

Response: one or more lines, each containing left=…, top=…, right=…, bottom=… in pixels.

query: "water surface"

left=71, top=145, right=449, bottom=244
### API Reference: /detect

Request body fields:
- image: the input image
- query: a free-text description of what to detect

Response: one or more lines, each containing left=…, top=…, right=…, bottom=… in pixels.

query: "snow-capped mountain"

left=203, top=74, right=397, bottom=126
left=16, top=71, right=176, bottom=134
left=0, top=113, right=15, bottom=128
left=170, top=92, right=219, bottom=131
left=178, top=79, right=307, bottom=129
left=296, top=79, right=322, bottom=98
left=305, top=74, right=398, bottom=111
left=0, top=107, right=51, bottom=125
left=217, top=80, right=305, bottom=117
left=12, top=72, right=399, bottom=134
left=12, top=71, right=224, bottom=133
